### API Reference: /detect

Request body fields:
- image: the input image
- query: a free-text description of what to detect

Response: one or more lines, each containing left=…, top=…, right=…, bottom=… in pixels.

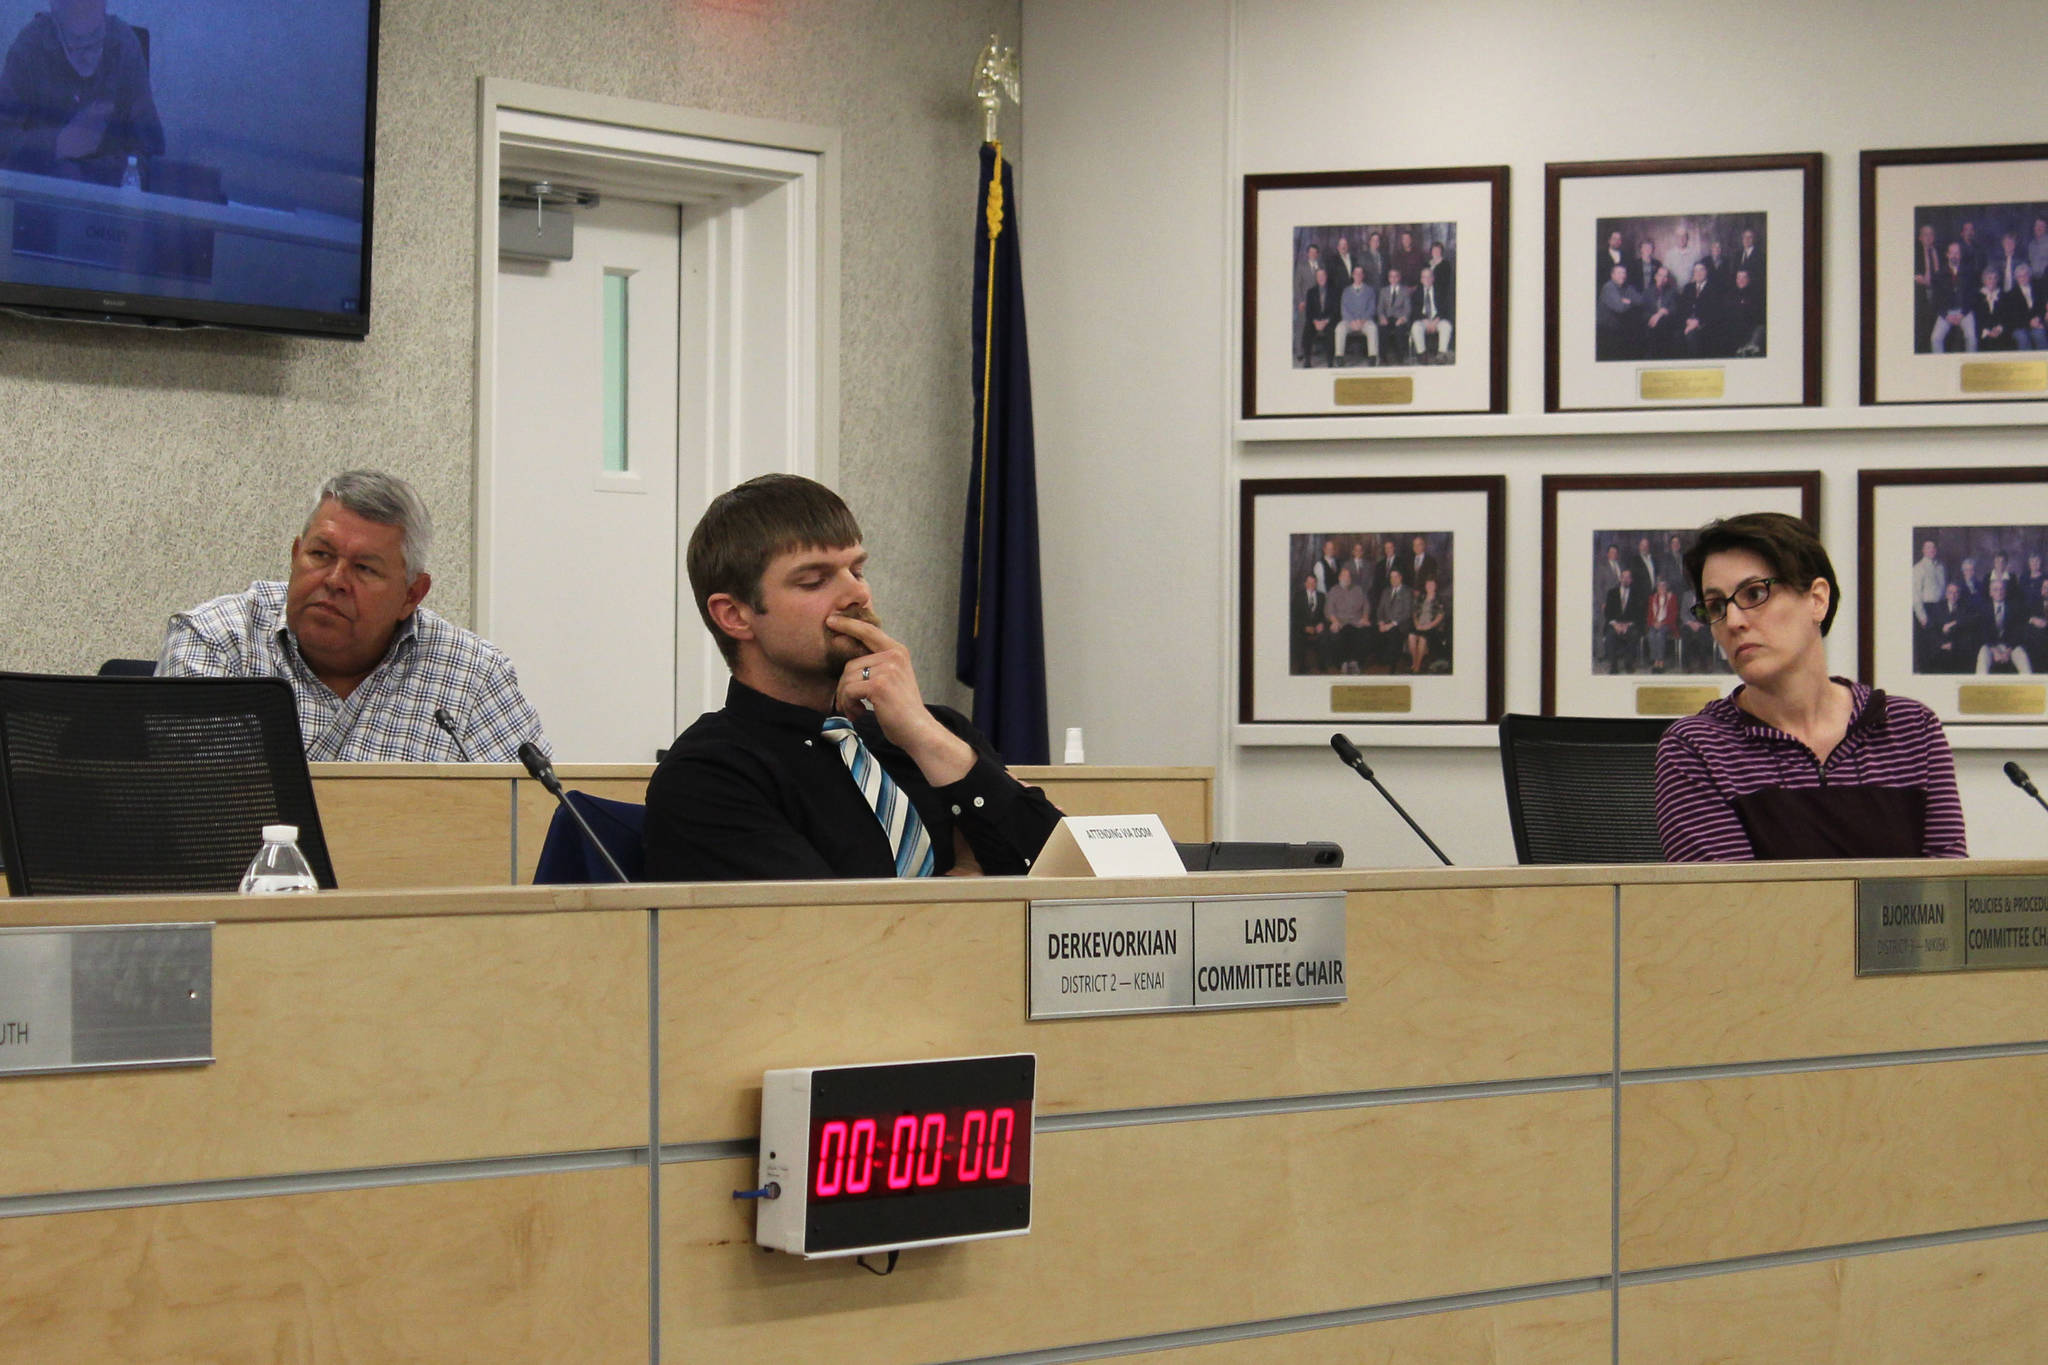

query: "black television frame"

left=0, top=0, right=381, bottom=340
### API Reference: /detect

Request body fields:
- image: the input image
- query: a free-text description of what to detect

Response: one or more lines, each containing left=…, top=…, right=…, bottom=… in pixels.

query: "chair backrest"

left=531, top=792, right=645, bottom=884
left=1498, top=713, right=1674, bottom=865
left=0, top=672, right=337, bottom=896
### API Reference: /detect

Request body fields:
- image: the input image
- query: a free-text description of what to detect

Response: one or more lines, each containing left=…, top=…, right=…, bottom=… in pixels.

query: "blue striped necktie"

left=821, top=718, right=935, bottom=877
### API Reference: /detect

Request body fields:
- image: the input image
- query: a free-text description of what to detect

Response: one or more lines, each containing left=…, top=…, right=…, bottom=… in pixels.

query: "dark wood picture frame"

left=1858, top=466, right=2048, bottom=724
left=1544, top=152, right=1823, bottom=413
left=1859, top=141, right=2048, bottom=406
left=1242, top=166, right=1509, bottom=422
left=1239, top=475, right=1505, bottom=727
left=1540, top=471, right=1821, bottom=714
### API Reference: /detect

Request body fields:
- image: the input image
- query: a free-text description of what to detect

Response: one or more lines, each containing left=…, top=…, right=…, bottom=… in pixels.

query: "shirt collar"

left=725, top=676, right=839, bottom=733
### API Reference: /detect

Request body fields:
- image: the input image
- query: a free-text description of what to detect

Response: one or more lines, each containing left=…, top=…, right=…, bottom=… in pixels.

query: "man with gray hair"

left=157, top=469, right=549, bottom=762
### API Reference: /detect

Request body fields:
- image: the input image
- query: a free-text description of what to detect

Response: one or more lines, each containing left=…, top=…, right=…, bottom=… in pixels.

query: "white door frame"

left=472, top=77, right=841, bottom=641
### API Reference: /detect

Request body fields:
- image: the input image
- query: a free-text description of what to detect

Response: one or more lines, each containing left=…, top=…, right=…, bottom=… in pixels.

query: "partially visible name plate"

left=1959, top=360, right=2048, bottom=395
left=1963, top=878, right=2048, bottom=969
left=0, top=923, right=213, bottom=1076
left=1333, top=375, right=1414, bottom=407
left=1331, top=684, right=1411, bottom=714
left=1639, top=368, right=1725, bottom=401
left=1957, top=684, right=2046, bottom=716
left=1857, top=878, right=2048, bottom=975
left=1635, top=685, right=1719, bottom=716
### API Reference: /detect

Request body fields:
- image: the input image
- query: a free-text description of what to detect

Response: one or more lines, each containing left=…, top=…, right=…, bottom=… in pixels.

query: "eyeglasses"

left=1691, top=577, right=1780, bottom=624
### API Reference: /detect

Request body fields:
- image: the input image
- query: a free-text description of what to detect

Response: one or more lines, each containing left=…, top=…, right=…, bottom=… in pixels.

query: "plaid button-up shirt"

left=157, top=581, right=550, bottom=763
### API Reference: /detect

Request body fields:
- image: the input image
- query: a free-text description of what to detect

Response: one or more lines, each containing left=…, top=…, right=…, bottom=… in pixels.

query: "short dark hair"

left=686, top=474, right=863, bottom=665
left=1683, top=511, right=1840, bottom=634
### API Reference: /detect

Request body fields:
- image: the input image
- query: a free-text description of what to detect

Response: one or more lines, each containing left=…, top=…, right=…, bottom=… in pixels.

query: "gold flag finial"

left=972, top=34, right=1019, bottom=145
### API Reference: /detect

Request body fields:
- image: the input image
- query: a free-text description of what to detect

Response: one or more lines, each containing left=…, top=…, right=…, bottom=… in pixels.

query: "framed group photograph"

left=1540, top=472, right=1821, bottom=716
left=1239, top=476, right=1504, bottom=726
left=1242, top=166, right=1507, bottom=422
left=1859, top=467, right=2048, bottom=725
left=1545, top=153, right=1822, bottom=413
left=1860, top=142, right=2048, bottom=406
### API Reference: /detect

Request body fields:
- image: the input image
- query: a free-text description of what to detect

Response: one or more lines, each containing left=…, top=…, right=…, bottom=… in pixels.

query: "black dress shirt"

left=643, top=679, right=1064, bottom=882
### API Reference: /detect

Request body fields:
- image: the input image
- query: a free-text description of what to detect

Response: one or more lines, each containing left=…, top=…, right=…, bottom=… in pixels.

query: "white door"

left=490, top=196, right=685, bottom=762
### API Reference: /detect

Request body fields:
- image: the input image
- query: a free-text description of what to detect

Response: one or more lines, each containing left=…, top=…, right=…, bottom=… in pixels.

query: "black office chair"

left=0, top=672, right=336, bottom=896
left=1497, top=713, right=1673, bottom=865
left=97, top=658, right=157, bottom=676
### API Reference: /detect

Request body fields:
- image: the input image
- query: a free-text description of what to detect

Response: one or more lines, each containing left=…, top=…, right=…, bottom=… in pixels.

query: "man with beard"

left=643, top=474, right=1063, bottom=881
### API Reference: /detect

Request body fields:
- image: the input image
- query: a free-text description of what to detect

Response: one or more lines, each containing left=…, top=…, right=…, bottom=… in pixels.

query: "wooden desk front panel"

left=1620, top=1054, right=2048, bottom=1271
left=1139, top=1293, right=1608, bottom=1365
left=0, top=1166, right=646, bottom=1364
left=662, top=1091, right=1610, bottom=1363
left=0, top=911, right=646, bottom=1197
left=313, top=775, right=514, bottom=888
left=1620, top=1231, right=2048, bottom=1364
left=658, top=884, right=1612, bottom=1143
left=1621, top=880, right=2048, bottom=1070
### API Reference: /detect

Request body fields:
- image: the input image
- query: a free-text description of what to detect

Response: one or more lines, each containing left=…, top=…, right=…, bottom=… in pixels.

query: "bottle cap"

left=262, top=824, right=299, bottom=843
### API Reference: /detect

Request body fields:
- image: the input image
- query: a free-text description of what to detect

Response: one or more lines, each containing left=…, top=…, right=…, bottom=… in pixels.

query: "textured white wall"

left=0, top=0, right=1018, bottom=717
left=1023, top=0, right=2048, bottom=866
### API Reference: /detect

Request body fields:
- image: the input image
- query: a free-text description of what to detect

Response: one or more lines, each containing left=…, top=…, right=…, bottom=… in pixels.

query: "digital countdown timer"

left=755, top=1053, right=1035, bottom=1258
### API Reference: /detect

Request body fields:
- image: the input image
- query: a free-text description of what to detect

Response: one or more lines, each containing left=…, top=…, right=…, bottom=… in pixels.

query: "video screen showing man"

left=157, top=469, right=551, bottom=763
left=643, top=474, right=1063, bottom=882
left=0, top=0, right=160, bottom=184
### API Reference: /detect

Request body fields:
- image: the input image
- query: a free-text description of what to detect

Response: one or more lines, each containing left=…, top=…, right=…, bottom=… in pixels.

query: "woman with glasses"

left=1653, top=512, right=1967, bottom=861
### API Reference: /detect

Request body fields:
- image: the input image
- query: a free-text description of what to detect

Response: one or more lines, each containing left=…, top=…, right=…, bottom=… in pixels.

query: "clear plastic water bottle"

left=239, top=824, right=318, bottom=894
left=121, top=155, right=141, bottom=191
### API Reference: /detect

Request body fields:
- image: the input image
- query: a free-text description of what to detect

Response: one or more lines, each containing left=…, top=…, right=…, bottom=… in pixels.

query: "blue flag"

left=957, top=142, right=1049, bottom=764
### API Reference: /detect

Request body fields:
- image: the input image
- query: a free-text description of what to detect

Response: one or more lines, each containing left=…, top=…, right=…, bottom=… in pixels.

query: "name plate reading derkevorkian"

left=1028, top=893, right=1346, bottom=1019
left=0, top=923, right=213, bottom=1077
left=1029, top=898, right=1194, bottom=1019
left=1857, top=878, right=2048, bottom=975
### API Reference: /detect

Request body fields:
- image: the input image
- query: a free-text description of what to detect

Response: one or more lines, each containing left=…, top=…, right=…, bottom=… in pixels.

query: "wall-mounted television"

left=0, top=0, right=378, bottom=339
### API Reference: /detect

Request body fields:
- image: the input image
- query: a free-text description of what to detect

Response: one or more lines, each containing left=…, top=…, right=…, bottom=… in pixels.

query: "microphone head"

left=516, top=741, right=557, bottom=788
left=433, top=707, right=457, bottom=732
left=1329, top=733, right=1372, bottom=777
left=2006, top=760, right=2033, bottom=789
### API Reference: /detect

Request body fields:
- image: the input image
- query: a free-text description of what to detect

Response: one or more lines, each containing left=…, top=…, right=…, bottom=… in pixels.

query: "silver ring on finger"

left=861, top=666, right=871, bottom=681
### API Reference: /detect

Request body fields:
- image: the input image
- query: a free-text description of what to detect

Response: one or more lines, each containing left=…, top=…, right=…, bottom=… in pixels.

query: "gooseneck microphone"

left=519, top=741, right=631, bottom=883
left=2004, top=761, right=2048, bottom=818
left=433, top=707, right=473, bottom=762
left=1329, top=734, right=1453, bottom=866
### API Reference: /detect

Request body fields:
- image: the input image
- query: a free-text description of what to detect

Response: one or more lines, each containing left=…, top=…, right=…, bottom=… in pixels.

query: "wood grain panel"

left=1149, top=1292, right=1608, bottom=1364
left=0, top=1166, right=646, bottom=1364
left=1622, top=879, right=2048, bottom=1070
left=1621, top=1231, right=2048, bottom=1364
left=660, top=884, right=1611, bottom=1142
left=1027, top=775, right=1212, bottom=841
left=516, top=778, right=651, bottom=884
left=662, top=1092, right=1611, bottom=1363
left=313, top=775, right=514, bottom=888
left=1621, top=1055, right=2048, bottom=1270
left=0, top=912, right=646, bottom=1196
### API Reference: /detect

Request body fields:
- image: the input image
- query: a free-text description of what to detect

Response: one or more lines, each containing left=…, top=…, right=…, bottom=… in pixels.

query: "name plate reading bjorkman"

left=0, top=923, right=213, bottom=1077
left=1857, top=877, right=2048, bottom=975
left=1028, top=893, right=1345, bottom=1019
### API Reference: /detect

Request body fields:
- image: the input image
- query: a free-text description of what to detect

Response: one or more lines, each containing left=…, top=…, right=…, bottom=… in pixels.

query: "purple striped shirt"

left=1654, top=681, right=1967, bottom=862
